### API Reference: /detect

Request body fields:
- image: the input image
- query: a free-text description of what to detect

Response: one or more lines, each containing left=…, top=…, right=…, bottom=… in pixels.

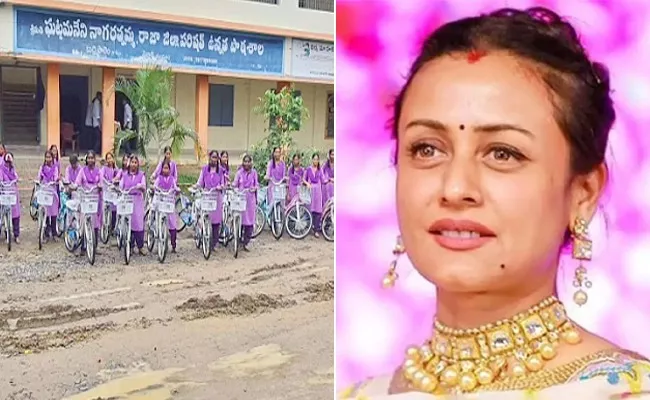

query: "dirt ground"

left=0, top=196, right=334, bottom=400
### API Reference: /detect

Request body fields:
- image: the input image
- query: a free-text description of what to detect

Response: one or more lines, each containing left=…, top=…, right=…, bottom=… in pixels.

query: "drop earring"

left=382, top=235, right=405, bottom=288
left=571, top=217, right=593, bottom=306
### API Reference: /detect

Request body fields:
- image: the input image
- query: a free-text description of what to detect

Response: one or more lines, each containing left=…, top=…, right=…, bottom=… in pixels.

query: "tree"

left=251, top=86, right=310, bottom=181
left=113, top=66, right=201, bottom=166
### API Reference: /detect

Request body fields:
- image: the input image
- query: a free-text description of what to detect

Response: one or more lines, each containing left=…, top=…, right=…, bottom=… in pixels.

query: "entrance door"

left=1, top=66, right=39, bottom=145
left=60, top=75, right=88, bottom=154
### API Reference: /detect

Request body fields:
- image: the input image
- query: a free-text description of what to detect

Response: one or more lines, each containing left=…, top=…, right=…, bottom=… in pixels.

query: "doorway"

left=59, top=75, right=88, bottom=155
left=0, top=66, right=40, bottom=146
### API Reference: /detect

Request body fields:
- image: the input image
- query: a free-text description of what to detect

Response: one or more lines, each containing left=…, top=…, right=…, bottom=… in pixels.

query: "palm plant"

left=113, top=66, right=201, bottom=165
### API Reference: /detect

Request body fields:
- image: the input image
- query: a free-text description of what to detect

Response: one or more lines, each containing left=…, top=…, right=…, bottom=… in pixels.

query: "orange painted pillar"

left=46, top=63, right=60, bottom=149
left=195, top=75, right=209, bottom=159
left=101, top=67, right=116, bottom=157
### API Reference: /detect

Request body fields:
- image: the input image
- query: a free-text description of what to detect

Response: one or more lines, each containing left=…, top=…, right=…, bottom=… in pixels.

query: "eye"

left=408, top=143, right=441, bottom=160
left=486, top=146, right=526, bottom=163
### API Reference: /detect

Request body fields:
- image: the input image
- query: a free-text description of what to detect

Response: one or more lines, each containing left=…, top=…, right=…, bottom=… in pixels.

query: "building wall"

left=0, top=6, right=13, bottom=53
left=55, top=0, right=333, bottom=37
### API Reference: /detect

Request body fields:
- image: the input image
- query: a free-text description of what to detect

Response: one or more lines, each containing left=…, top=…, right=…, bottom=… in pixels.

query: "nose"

left=439, top=157, right=482, bottom=208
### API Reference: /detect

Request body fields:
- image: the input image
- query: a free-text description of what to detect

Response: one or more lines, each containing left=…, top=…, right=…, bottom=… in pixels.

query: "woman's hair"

left=0, top=143, right=7, bottom=153
left=5, top=152, right=14, bottom=166
left=391, top=7, right=615, bottom=177
left=290, top=153, right=301, bottom=174
left=312, top=152, right=321, bottom=170
left=48, top=145, right=59, bottom=161
left=43, top=150, right=53, bottom=165
left=324, top=148, right=334, bottom=169
left=85, top=150, right=96, bottom=165
left=122, top=153, right=130, bottom=169
left=208, top=150, right=219, bottom=169
left=160, top=158, right=171, bottom=173
left=128, top=154, right=139, bottom=170
left=271, top=146, right=281, bottom=169
left=242, top=154, right=252, bottom=166
left=220, top=151, right=229, bottom=170
left=163, top=146, right=172, bottom=156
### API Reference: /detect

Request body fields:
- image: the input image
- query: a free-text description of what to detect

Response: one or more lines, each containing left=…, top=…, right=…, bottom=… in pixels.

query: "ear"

left=570, top=163, right=608, bottom=225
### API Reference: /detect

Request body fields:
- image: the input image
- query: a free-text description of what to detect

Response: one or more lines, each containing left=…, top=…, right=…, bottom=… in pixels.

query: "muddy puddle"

left=176, top=293, right=297, bottom=320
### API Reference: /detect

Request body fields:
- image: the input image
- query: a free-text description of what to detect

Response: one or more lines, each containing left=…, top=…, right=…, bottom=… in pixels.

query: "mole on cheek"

left=459, top=124, right=465, bottom=130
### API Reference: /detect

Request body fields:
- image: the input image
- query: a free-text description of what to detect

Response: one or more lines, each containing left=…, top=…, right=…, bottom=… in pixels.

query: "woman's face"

left=221, top=153, right=228, bottom=165
left=45, top=153, right=53, bottom=164
left=293, top=156, right=300, bottom=167
left=312, top=155, right=319, bottom=166
left=122, top=156, right=129, bottom=169
left=106, top=154, right=115, bottom=166
left=329, top=151, right=334, bottom=162
left=162, top=164, right=170, bottom=177
left=129, top=158, right=138, bottom=171
left=164, top=150, right=171, bottom=160
left=210, top=153, right=219, bottom=166
left=243, top=158, right=252, bottom=170
left=0, top=146, right=5, bottom=156
left=273, top=148, right=281, bottom=160
left=87, top=154, right=96, bottom=167
left=395, top=53, right=601, bottom=293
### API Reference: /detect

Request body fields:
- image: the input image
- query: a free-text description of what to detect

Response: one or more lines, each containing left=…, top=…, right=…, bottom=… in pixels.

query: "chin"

left=417, top=262, right=497, bottom=293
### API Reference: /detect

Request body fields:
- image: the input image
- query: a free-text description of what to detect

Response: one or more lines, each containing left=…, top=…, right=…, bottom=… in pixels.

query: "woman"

left=49, top=145, right=61, bottom=176
left=0, top=143, right=6, bottom=167
left=266, top=147, right=286, bottom=204
left=154, top=160, right=180, bottom=253
left=233, top=154, right=258, bottom=252
left=119, top=155, right=147, bottom=255
left=287, top=153, right=305, bottom=201
left=220, top=151, right=231, bottom=184
left=100, top=152, right=118, bottom=232
left=322, top=148, right=334, bottom=206
left=151, top=146, right=177, bottom=181
left=36, top=150, right=60, bottom=240
left=75, top=151, right=102, bottom=251
left=114, top=153, right=130, bottom=182
left=64, top=155, right=81, bottom=185
left=0, top=153, right=21, bottom=244
left=196, top=150, right=225, bottom=250
left=341, top=7, right=650, bottom=399
left=303, top=153, right=324, bottom=238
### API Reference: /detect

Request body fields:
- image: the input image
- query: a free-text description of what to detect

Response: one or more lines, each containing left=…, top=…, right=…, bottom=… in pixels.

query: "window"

left=208, top=84, right=234, bottom=127
left=298, top=0, right=334, bottom=12
left=326, top=92, right=334, bottom=138
left=242, top=0, right=278, bottom=3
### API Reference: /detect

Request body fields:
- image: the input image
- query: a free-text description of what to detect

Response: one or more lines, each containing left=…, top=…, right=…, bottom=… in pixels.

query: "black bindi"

left=459, top=124, right=465, bottom=130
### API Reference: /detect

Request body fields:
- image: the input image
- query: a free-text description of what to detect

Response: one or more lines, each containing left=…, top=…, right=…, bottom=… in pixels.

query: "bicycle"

left=148, top=187, right=177, bottom=263
left=285, top=185, right=313, bottom=240
left=321, top=196, right=335, bottom=242
left=115, top=187, right=137, bottom=265
left=100, top=179, right=119, bottom=245
left=61, top=183, right=82, bottom=253
left=225, top=188, right=250, bottom=259
left=0, top=180, right=18, bottom=251
left=76, top=186, right=100, bottom=265
left=189, top=186, right=219, bottom=260
left=267, top=182, right=287, bottom=240
left=33, top=180, right=58, bottom=250
left=56, top=181, right=73, bottom=239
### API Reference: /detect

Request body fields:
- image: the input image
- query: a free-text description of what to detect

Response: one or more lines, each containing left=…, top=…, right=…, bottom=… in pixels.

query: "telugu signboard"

left=290, top=38, right=333, bottom=81
left=14, top=7, right=285, bottom=75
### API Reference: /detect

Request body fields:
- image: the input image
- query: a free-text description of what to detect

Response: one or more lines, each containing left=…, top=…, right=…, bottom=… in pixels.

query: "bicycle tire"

left=29, top=187, right=38, bottom=221
left=270, top=203, right=284, bottom=240
left=145, top=210, right=155, bottom=252
left=201, top=215, right=211, bottom=260
left=158, top=216, right=168, bottom=263
left=285, top=204, right=313, bottom=240
left=85, top=218, right=95, bottom=265
left=232, top=214, right=240, bottom=259
left=38, top=208, right=45, bottom=250
left=176, top=197, right=188, bottom=233
left=252, top=205, right=265, bottom=238
left=123, top=228, right=131, bottom=265
left=4, top=212, right=11, bottom=252
left=322, top=209, right=334, bottom=242
left=100, top=208, right=111, bottom=244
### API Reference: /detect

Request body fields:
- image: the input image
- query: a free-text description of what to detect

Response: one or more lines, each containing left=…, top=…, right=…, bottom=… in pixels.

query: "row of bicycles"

left=0, top=178, right=335, bottom=263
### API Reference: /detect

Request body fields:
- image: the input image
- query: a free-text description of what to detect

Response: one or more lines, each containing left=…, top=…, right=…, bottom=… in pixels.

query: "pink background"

left=335, top=0, right=650, bottom=389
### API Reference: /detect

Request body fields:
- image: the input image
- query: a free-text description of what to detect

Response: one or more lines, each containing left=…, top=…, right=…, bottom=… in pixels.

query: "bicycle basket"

left=231, top=192, right=247, bottom=212
left=0, top=187, right=17, bottom=206
left=36, top=188, right=55, bottom=207
left=272, top=185, right=286, bottom=203
left=154, top=193, right=176, bottom=214
left=117, top=197, right=134, bottom=215
left=257, top=187, right=267, bottom=205
left=299, top=186, right=311, bottom=204
left=200, top=192, right=218, bottom=212
left=103, top=185, right=118, bottom=205
left=80, top=193, right=100, bottom=214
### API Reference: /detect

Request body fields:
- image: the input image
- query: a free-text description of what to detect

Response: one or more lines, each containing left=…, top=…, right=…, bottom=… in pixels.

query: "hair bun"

left=591, top=62, right=611, bottom=89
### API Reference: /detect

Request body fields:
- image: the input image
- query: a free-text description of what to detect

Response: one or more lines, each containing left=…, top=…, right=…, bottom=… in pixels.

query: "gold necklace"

left=401, top=296, right=582, bottom=394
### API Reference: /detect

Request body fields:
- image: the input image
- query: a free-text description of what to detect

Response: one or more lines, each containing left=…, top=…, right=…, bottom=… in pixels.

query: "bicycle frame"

left=0, top=180, right=17, bottom=248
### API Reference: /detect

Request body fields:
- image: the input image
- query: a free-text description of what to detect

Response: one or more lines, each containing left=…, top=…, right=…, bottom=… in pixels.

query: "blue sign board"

left=14, top=7, right=285, bottom=75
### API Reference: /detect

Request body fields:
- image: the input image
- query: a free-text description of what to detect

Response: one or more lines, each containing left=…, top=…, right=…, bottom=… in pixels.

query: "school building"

left=0, top=0, right=334, bottom=160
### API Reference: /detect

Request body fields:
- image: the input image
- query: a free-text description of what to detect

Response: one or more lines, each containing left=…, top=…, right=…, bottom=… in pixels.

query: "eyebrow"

left=404, top=119, right=534, bottom=138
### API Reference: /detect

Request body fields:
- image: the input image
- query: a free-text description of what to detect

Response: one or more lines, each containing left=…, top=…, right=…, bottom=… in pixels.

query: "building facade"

left=0, top=0, right=334, bottom=158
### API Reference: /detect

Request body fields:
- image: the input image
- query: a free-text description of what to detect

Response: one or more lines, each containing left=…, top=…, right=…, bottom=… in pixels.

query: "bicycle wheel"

left=100, top=207, right=111, bottom=244
left=55, top=212, right=65, bottom=238
left=322, top=209, right=334, bottom=242
left=194, top=219, right=202, bottom=249
left=64, top=215, right=77, bottom=252
left=116, top=217, right=123, bottom=250
left=270, top=203, right=284, bottom=240
left=252, top=205, right=265, bottom=238
left=176, top=197, right=189, bottom=233
left=145, top=210, right=155, bottom=252
left=122, top=225, right=131, bottom=265
left=85, top=218, right=96, bottom=265
left=29, top=187, right=38, bottom=221
left=201, top=215, right=211, bottom=260
left=232, top=214, right=240, bottom=259
left=38, top=208, right=46, bottom=250
left=3, top=212, right=11, bottom=252
left=157, top=216, right=168, bottom=263
left=285, top=204, right=313, bottom=240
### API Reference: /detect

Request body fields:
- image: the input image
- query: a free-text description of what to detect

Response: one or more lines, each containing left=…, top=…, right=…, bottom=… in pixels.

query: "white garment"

left=84, top=102, right=92, bottom=127
left=92, top=98, right=102, bottom=128
left=123, top=103, right=132, bottom=129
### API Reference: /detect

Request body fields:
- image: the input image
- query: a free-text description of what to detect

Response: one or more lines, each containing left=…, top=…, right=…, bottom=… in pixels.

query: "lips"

left=428, top=218, right=496, bottom=251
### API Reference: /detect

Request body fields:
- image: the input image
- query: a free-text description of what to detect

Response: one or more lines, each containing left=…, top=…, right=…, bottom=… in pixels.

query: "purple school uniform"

left=322, top=162, right=334, bottom=205
left=37, top=163, right=60, bottom=217
left=65, top=165, right=81, bottom=184
left=152, top=160, right=177, bottom=180
left=154, top=174, right=178, bottom=230
left=100, top=165, right=118, bottom=211
left=288, top=165, right=305, bottom=201
left=119, top=171, right=146, bottom=231
left=0, top=164, right=20, bottom=218
left=75, top=166, right=102, bottom=229
left=305, top=166, right=324, bottom=214
left=234, top=168, right=259, bottom=226
left=197, top=165, right=225, bottom=225
left=266, top=160, right=286, bottom=203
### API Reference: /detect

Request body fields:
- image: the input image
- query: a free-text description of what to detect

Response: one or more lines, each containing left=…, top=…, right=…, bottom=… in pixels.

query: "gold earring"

left=571, top=217, right=593, bottom=306
left=382, top=235, right=405, bottom=288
